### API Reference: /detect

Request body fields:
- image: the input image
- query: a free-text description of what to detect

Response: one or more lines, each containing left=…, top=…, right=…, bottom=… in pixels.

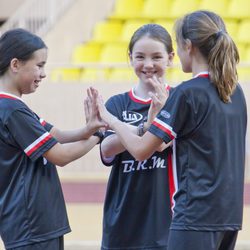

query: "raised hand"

left=147, top=76, right=169, bottom=125
left=95, top=93, right=118, bottom=129
left=85, top=87, right=107, bottom=132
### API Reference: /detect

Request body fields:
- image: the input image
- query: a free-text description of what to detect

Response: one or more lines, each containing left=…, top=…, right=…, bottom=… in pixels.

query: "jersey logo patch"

left=122, top=111, right=143, bottom=124
left=160, top=110, right=171, bottom=119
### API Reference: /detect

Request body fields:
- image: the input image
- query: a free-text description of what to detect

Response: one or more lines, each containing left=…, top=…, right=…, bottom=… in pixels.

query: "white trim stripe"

left=154, top=118, right=177, bottom=138
left=24, top=132, right=51, bottom=156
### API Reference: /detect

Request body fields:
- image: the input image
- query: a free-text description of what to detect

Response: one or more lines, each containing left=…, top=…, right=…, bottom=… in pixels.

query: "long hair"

left=175, top=10, right=239, bottom=103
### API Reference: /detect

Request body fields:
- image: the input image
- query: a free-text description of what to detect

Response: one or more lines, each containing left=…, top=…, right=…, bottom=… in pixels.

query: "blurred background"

left=0, top=0, right=249, bottom=249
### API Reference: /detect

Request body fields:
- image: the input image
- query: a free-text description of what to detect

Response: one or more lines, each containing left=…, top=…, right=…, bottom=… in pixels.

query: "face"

left=177, top=40, right=192, bottom=73
left=130, top=36, right=172, bottom=85
left=14, top=48, right=47, bottom=95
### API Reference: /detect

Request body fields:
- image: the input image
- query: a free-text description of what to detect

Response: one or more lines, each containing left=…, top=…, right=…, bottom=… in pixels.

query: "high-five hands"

left=84, top=87, right=107, bottom=132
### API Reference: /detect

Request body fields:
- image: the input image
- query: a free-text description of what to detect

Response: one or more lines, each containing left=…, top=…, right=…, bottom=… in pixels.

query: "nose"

left=144, top=58, right=154, bottom=68
left=40, top=69, right=46, bottom=79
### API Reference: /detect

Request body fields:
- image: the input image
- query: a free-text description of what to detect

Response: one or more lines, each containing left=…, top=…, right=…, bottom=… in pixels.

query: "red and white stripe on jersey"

left=168, top=140, right=178, bottom=212
left=39, top=118, right=46, bottom=126
left=24, top=132, right=52, bottom=156
left=152, top=118, right=176, bottom=140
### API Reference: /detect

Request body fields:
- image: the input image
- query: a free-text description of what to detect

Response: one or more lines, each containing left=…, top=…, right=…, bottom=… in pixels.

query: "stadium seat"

left=80, top=68, right=110, bottom=81
left=141, top=0, right=173, bottom=19
left=237, top=44, right=246, bottom=62
left=238, top=20, right=250, bottom=44
left=100, top=43, right=129, bottom=63
left=50, top=68, right=81, bottom=82
left=92, top=20, right=123, bottom=43
left=225, top=20, right=239, bottom=40
left=199, top=0, right=229, bottom=17
left=153, top=19, right=175, bottom=36
left=227, top=0, right=250, bottom=19
left=169, top=0, right=200, bottom=18
left=169, top=67, right=192, bottom=84
left=108, top=68, right=137, bottom=82
left=71, top=43, right=101, bottom=63
left=120, top=20, right=150, bottom=42
left=110, top=0, right=144, bottom=19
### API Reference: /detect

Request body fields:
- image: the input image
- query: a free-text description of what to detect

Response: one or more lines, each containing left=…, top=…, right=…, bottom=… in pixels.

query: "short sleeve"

left=6, top=109, right=57, bottom=161
left=149, top=88, right=194, bottom=143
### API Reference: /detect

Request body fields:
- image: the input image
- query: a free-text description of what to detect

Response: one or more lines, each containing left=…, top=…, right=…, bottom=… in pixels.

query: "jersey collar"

left=0, top=91, right=24, bottom=102
left=193, top=71, right=209, bottom=78
left=129, top=84, right=171, bottom=104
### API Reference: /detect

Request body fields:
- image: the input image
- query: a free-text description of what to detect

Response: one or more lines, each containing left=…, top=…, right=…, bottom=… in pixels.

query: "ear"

left=128, top=52, right=133, bottom=66
left=9, top=58, right=21, bottom=73
left=167, top=51, right=175, bottom=67
left=185, top=39, right=193, bottom=54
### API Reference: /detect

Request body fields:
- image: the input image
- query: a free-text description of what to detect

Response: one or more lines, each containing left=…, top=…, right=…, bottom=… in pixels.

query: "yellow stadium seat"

left=245, top=45, right=250, bottom=61
left=50, top=68, right=81, bottom=82
left=238, top=20, right=250, bottom=44
left=71, top=43, right=101, bottom=63
left=237, top=67, right=250, bottom=82
left=154, top=19, right=175, bottom=36
left=80, top=68, right=110, bottom=82
left=225, top=20, right=239, bottom=40
left=108, top=68, right=137, bottom=82
left=141, top=0, right=173, bottom=19
left=227, top=0, right=250, bottom=19
left=100, top=43, right=129, bottom=63
left=169, top=0, right=200, bottom=18
left=237, top=44, right=246, bottom=62
left=120, top=20, right=150, bottom=42
left=110, top=0, right=144, bottom=19
left=199, top=0, right=229, bottom=17
left=169, top=67, right=192, bottom=84
left=92, top=20, right=123, bottom=43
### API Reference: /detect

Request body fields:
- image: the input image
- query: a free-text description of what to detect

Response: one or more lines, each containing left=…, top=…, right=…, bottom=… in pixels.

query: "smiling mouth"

left=143, top=72, right=156, bottom=77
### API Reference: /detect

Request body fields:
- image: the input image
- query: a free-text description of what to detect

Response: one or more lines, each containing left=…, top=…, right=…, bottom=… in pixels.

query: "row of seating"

left=51, top=66, right=250, bottom=83
left=50, top=0, right=250, bottom=82
left=111, top=0, right=250, bottom=20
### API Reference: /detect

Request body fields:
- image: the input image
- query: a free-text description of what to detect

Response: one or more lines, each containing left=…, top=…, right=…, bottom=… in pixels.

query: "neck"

left=190, top=48, right=209, bottom=77
left=0, top=75, right=21, bottom=97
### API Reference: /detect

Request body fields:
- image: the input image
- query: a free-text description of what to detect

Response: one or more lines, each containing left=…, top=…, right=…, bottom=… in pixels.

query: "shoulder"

left=105, top=91, right=129, bottom=106
left=0, top=97, right=30, bottom=120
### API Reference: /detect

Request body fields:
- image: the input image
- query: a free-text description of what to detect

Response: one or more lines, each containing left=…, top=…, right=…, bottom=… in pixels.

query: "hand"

left=96, top=94, right=118, bottom=128
left=156, top=141, right=172, bottom=152
left=85, top=87, right=107, bottom=132
left=147, top=76, right=169, bottom=125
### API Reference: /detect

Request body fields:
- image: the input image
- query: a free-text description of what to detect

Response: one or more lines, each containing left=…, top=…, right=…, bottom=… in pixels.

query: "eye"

left=153, top=55, right=163, bottom=60
left=135, top=55, right=144, bottom=60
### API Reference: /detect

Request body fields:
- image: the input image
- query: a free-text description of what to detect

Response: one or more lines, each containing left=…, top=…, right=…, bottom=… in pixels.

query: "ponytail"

left=175, top=10, right=239, bottom=103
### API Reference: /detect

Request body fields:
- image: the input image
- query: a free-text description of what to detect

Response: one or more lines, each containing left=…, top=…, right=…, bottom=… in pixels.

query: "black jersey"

left=149, top=74, right=247, bottom=231
left=0, top=92, right=70, bottom=249
left=101, top=86, right=175, bottom=250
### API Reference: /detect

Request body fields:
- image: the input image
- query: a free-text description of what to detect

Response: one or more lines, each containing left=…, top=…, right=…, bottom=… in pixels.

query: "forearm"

left=43, top=136, right=99, bottom=166
left=50, top=125, right=96, bottom=143
left=101, top=124, right=138, bottom=158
